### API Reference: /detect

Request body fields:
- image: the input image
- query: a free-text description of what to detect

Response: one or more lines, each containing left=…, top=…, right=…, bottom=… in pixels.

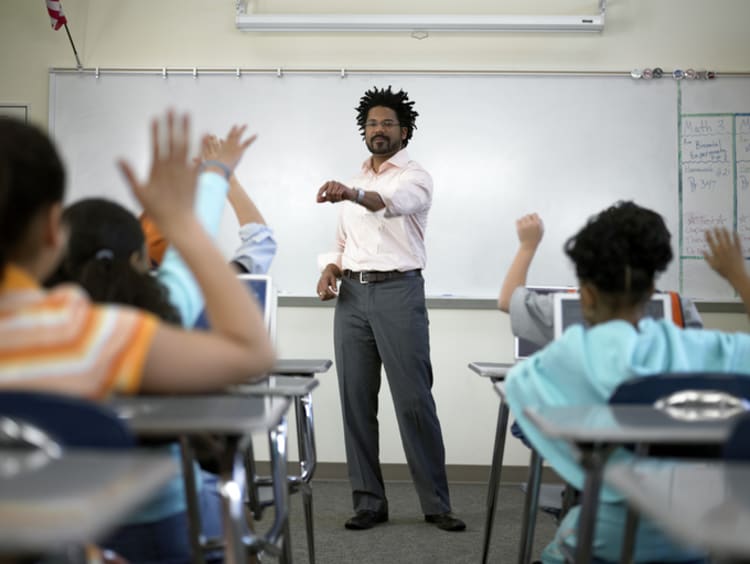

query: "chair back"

left=723, top=412, right=750, bottom=460
left=610, top=372, right=750, bottom=406
left=0, top=390, right=135, bottom=449
left=611, top=372, right=750, bottom=458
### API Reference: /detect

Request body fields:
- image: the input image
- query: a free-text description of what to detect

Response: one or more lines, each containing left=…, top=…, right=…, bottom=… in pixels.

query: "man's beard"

left=366, top=135, right=398, bottom=155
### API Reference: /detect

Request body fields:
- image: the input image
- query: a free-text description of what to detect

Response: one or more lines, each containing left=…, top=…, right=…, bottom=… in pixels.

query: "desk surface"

left=468, top=361, right=514, bottom=380
left=524, top=405, right=736, bottom=445
left=111, top=395, right=290, bottom=437
left=272, top=359, right=332, bottom=375
left=606, top=460, right=750, bottom=558
left=0, top=449, right=176, bottom=554
left=231, top=375, right=320, bottom=397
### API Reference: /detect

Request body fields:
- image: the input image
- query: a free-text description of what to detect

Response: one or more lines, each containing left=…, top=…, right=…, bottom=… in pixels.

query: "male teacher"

left=316, top=86, right=464, bottom=532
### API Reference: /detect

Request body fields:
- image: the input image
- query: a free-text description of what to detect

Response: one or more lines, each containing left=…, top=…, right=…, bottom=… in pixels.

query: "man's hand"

left=516, top=213, right=544, bottom=251
left=316, top=264, right=342, bottom=300
left=317, top=180, right=355, bottom=203
left=704, top=227, right=746, bottom=284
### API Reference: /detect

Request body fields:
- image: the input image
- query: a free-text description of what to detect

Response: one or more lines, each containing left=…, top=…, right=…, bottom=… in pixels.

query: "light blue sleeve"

left=157, top=171, right=229, bottom=327
left=231, top=223, right=277, bottom=274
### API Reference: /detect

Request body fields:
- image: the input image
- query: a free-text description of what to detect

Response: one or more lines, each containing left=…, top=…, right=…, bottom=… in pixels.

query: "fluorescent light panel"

left=235, top=13, right=605, bottom=33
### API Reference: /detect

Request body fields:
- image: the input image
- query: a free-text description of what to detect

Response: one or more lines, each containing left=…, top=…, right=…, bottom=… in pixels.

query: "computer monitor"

left=193, top=274, right=276, bottom=342
left=553, top=292, right=673, bottom=339
left=513, top=286, right=573, bottom=360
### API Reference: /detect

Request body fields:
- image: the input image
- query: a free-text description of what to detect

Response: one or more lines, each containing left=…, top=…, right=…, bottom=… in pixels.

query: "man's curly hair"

left=355, top=86, right=418, bottom=148
left=564, top=201, right=673, bottom=306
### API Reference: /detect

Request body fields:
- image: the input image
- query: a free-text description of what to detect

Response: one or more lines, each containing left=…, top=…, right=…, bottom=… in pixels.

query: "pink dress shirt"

left=318, top=149, right=433, bottom=273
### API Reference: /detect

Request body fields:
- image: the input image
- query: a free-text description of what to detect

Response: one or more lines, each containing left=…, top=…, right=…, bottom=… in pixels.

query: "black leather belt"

left=343, top=269, right=421, bottom=284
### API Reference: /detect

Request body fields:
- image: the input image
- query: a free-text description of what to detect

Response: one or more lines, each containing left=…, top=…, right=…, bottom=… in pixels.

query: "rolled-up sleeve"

left=232, top=223, right=277, bottom=274
left=382, top=167, right=432, bottom=218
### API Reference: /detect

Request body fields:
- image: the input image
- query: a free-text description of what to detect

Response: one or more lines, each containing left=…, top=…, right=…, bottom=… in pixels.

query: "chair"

left=723, top=411, right=750, bottom=460
left=0, top=390, right=135, bottom=449
left=604, top=372, right=750, bottom=564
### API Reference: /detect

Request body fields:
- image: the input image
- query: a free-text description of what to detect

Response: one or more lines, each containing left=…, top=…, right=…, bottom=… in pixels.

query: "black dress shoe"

left=344, top=510, right=389, bottom=530
left=424, top=512, right=466, bottom=532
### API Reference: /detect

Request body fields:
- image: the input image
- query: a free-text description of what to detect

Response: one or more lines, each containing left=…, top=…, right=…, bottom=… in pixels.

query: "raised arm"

left=704, top=227, right=750, bottom=317
left=118, top=112, right=274, bottom=392
left=498, top=213, right=544, bottom=312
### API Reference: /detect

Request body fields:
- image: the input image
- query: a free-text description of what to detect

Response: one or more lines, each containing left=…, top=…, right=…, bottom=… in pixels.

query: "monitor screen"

left=193, top=274, right=273, bottom=334
left=513, top=286, right=573, bottom=359
left=553, top=292, right=672, bottom=339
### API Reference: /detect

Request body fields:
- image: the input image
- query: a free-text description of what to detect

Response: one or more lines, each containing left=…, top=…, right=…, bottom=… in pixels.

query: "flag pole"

left=62, top=22, right=82, bottom=69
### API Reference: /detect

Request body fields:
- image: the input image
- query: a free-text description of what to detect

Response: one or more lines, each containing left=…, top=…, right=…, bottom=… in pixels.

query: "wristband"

left=356, top=188, right=365, bottom=204
left=201, top=160, right=232, bottom=180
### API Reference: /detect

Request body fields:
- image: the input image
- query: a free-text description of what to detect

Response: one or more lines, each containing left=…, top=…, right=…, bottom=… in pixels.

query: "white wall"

left=2, top=0, right=750, bottom=467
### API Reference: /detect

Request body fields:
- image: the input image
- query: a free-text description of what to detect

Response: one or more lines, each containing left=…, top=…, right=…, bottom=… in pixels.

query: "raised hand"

left=118, top=111, right=198, bottom=238
left=704, top=227, right=746, bottom=284
left=516, top=213, right=544, bottom=251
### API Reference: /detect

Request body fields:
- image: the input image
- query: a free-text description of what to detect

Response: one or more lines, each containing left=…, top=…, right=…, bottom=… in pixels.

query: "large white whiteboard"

left=48, top=70, right=747, bottom=299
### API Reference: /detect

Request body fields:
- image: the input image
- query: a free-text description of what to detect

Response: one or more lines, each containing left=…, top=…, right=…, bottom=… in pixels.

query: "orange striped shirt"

left=0, top=265, right=158, bottom=400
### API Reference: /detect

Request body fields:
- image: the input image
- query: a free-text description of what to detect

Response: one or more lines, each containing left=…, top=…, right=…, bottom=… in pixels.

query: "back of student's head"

left=564, top=201, right=673, bottom=306
left=48, top=198, right=181, bottom=324
left=0, top=117, right=65, bottom=280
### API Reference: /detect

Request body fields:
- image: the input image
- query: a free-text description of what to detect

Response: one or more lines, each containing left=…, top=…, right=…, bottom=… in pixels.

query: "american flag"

left=46, top=0, right=67, bottom=31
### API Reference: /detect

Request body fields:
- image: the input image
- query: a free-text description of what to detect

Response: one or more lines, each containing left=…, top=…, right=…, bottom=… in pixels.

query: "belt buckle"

left=359, top=271, right=369, bottom=284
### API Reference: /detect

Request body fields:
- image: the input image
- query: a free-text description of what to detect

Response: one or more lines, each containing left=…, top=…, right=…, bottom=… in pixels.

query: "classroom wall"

left=2, top=0, right=749, bottom=469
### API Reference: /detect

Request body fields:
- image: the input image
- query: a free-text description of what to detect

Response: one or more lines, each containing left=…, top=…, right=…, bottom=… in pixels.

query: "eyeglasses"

left=364, top=120, right=401, bottom=129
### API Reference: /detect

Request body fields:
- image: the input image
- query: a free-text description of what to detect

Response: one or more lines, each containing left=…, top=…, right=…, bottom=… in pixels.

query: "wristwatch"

left=356, top=188, right=365, bottom=204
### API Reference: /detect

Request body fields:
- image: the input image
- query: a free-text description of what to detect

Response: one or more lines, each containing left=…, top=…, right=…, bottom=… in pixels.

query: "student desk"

left=111, top=395, right=291, bottom=564
left=467, top=361, right=514, bottom=564
left=606, top=459, right=750, bottom=561
left=524, top=404, right=737, bottom=564
left=232, top=375, right=320, bottom=564
left=0, top=449, right=176, bottom=556
left=272, top=359, right=332, bottom=377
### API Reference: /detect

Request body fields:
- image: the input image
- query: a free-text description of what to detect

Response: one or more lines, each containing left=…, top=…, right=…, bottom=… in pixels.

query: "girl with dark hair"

left=504, top=201, right=750, bottom=563
left=48, top=198, right=181, bottom=324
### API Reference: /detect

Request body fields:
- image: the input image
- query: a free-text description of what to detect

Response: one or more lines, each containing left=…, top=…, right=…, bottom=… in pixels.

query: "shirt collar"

left=361, top=148, right=411, bottom=174
left=1, top=264, right=41, bottom=291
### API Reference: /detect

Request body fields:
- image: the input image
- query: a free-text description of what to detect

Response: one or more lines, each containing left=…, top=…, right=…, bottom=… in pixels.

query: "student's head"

left=564, top=201, right=673, bottom=326
left=355, top=86, right=418, bottom=155
left=0, top=117, right=67, bottom=282
left=47, top=198, right=181, bottom=324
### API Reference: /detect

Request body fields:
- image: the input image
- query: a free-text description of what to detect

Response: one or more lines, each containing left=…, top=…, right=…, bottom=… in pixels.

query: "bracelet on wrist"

left=200, top=160, right=232, bottom=180
left=356, top=188, right=365, bottom=204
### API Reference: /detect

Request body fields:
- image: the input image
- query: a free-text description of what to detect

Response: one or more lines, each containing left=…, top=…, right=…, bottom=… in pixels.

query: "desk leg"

left=618, top=508, right=639, bottom=564
left=268, top=418, right=291, bottom=564
left=481, top=401, right=509, bottom=564
left=518, top=449, right=542, bottom=564
left=295, top=393, right=317, bottom=564
left=179, top=437, right=207, bottom=564
left=218, top=436, right=251, bottom=564
left=574, top=446, right=613, bottom=564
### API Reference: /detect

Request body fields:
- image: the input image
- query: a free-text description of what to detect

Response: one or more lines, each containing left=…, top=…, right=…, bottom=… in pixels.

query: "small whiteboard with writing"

left=679, top=77, right=750, bottom=300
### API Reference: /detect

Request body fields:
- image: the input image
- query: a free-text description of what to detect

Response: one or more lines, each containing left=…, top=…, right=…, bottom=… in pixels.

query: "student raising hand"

left=704, top=227, right=750, bottom=316
left=497, top=213, right=545, bottom=312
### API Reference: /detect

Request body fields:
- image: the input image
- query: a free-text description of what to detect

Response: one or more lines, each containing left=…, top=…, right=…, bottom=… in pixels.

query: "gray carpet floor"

left=263, top=479, right=559, bottom=564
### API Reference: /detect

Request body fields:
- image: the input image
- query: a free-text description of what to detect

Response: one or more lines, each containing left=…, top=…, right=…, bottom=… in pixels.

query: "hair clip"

left=95, top=249, right=115, bottom=260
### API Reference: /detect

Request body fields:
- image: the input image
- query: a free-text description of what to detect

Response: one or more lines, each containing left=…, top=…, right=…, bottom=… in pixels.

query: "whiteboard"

left=678, top=78, right=750, bottom=300
left=48, top=70, right=745, bottom=299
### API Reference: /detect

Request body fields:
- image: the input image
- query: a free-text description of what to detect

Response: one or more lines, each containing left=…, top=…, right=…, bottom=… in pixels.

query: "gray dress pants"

left=333, top=273, right=451, bottom=516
